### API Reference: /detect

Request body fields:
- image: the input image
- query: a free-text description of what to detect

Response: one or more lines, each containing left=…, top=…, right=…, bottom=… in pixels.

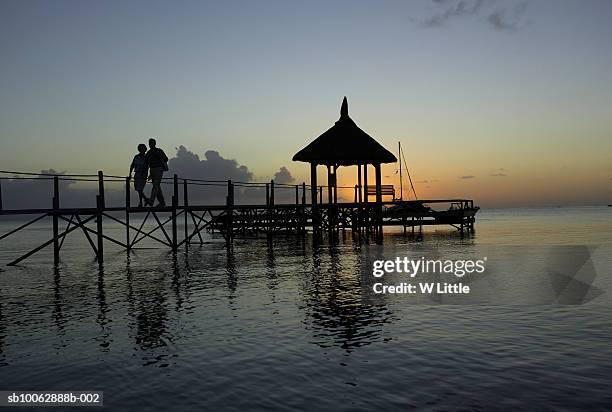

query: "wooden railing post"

left=96, top=171, right=105, bottom=264
left=295, top=185, right=299, bottom=205
left=301, top=182, right=306, bottom=205
left=171, top=174, right=178, bottom=253
left=52, top=175, right=60, bottom=265
left=270, top=180, right=275, bottom=206
left=0, top=177, right=3, bottom=211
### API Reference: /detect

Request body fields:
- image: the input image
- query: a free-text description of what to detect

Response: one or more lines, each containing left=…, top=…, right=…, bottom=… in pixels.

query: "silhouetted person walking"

left=145, top=138, right=169, bottom=207
left=129, top=143, right=150, bottom=207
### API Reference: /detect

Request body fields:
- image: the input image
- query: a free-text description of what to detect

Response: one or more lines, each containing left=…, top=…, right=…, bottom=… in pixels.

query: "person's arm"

left=144, top=153, right=152, bottom=180
left=160, top=149, right=168, bottom=163
left=129, top=159, right=135, bottom=178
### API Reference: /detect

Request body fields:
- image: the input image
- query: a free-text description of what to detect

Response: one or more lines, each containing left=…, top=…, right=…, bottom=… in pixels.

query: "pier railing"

left=0, top=170, right=476, bottom=266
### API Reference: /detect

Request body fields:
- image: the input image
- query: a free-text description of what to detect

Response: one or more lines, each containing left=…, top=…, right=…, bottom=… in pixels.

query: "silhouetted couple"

left=129, top=138, right=169, bottom=207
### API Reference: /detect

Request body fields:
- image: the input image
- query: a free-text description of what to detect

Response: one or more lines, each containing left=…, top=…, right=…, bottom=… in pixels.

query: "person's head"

left=148, top=138, right=157, bottom=149
left=137, top=143, right=147, bottom=154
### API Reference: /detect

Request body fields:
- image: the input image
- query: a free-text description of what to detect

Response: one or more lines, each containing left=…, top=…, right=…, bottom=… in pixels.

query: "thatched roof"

left=292, top=97, right=397, bottom=166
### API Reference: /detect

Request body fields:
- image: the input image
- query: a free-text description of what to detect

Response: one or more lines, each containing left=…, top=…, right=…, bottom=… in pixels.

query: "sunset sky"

left=1, top=0, right=611, bottom=207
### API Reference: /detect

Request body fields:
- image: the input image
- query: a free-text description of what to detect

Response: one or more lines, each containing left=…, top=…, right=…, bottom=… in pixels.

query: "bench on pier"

left=366, top=185, right=395, bottom=200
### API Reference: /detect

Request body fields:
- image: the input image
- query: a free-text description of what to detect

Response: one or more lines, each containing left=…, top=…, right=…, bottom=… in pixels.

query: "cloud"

left=459, top=175, right=476, bottom=179
left=419, top=0, right=530, bottom=31
left=489, top=173, right=507, bottom=177
left=487, top=1, right=529, bottom=31
left=0, top=148, right=301, bottom=210
left=273, top=167, right=295, bottom=185
left=421, top=0, right=486, bottom=28
left=166, top=146, right=261, bottom=204
left=168, top=146, right=253, bottom=183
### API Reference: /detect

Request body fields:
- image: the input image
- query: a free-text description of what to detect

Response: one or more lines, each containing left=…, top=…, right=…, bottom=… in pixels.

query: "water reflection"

left=0, top=301, right=6, bottom=367
left=96, top=265, right=111, bottom=350
left=1, top=231, right=484, bottom=371
left=124, top=259, right=172, bottom=367
left=302, top=242, right=393, bottom=352
left=225, top=247, right=238, bottom=302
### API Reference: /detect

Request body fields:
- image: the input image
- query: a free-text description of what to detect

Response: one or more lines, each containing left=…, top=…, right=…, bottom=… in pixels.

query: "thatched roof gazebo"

left=293, top=97, right=397, bottom=208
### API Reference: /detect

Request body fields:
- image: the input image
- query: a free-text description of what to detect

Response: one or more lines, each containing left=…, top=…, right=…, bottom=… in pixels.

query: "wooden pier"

left=0, top=98, right=484, bottom=266
left=0, top=170, right=477, bottom=266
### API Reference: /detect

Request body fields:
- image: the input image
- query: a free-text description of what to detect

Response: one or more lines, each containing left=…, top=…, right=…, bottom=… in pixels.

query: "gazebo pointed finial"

left=340, top=96, right=348, bottom=119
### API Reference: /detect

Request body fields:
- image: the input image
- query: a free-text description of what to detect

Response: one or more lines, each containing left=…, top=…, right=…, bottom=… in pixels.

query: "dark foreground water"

left=1, top=207, right=612, bottom=411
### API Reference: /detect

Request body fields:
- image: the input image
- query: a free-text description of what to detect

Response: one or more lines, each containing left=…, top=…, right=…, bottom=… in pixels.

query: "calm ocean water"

left=1, top=206, right=611, bottom=411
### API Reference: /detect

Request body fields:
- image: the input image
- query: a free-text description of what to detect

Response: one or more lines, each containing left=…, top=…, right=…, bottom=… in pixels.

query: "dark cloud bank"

left=1, top=147, right=298, bottom=210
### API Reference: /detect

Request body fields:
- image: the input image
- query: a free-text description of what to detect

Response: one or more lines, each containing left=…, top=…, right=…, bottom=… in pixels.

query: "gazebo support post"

left=332, top=165, right=338, bottom=204
left=363, top=164, right=369, bottom=239
left=375, top=163, right=383, bottom=244
left=327, top=165, right=334, bottom=241
left=357, top=164, right=362, bottom=203
left=357, top=164, right=363, bottom=237
left=310, top=164, right=317, bottom=206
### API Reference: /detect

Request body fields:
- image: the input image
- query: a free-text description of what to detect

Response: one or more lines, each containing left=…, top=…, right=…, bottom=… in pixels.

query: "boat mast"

left=398, top=141, right=403, bottom=201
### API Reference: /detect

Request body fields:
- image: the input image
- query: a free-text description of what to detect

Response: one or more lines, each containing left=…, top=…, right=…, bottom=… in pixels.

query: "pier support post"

left=52, top=176, right=60, bottom=265
left=301, top=182, right=306, bottom=234
left=125, top=176, right=130, bottom=251
left=294, top=184, right=299, bottom=233
left=183, top=179, right=188, bottom=248
left=269, top=180, right=275, bottom=239
left=226, top=180, right=234, bottom=245
left=96, top=171, right=105, bottom=264
left=172, top=174, right=178, bottom=253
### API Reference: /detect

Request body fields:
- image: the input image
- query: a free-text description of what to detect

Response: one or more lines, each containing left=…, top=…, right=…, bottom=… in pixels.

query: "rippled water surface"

left=1, top=206, right=612, bottom=411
